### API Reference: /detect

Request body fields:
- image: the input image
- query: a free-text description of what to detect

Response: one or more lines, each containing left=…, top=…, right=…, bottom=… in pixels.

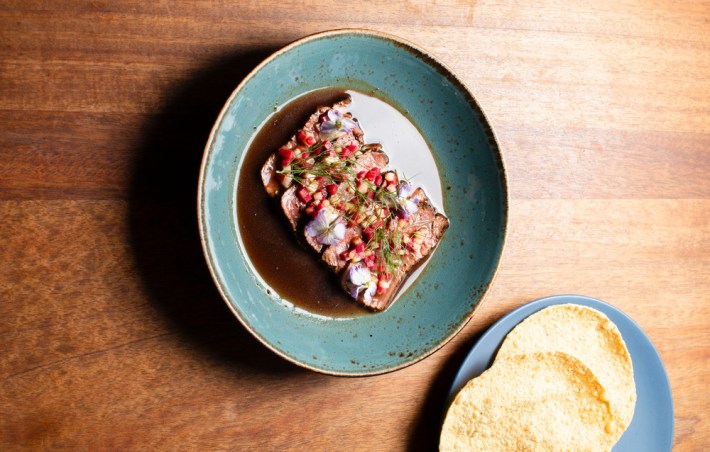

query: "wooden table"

left=2, top=1, right=708, bottom=450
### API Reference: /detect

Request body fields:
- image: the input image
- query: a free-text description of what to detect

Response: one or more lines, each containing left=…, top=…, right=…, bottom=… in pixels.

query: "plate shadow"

left=407, top=335, right=481, bottom=451
left=128, top=46, right=305, bottom=375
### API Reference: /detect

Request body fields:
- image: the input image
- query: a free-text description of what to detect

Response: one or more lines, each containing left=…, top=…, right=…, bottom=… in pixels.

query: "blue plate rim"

left=445, top=294, right=674, bottom=450
left=197, top=28, right=509, bottom=375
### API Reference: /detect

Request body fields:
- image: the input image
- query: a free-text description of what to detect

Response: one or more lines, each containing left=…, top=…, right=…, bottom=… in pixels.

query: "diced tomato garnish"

left=366, top=167, right=379, bottom=182
left=355, top=242, right=365, bottom=253
left=297, top=131, right=307, bottom=144
left=322, top=140, right=332, bottom=150
left=305, top=136, right=317, bottom=146
left=363, top=227, right=374, bottom=241
left=278, top=147, right=293, bottom=160
left=326, top=184, right=338, bottom=196
left=297, top=188, right=312, bottom=203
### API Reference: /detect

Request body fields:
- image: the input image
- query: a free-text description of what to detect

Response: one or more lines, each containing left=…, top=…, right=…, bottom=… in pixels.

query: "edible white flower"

left=305, top=208, right=345, bottom=245
left=402, top=199, right=418, bottom=214
left=349, top=264, right=372, bottom=286
left=319, top=109, right=359, bottom=141
left=395, top=181, right=419, bottom=217
left=348, top=264, right=377, bottom=302
left=362, top=282, right=377, bottom=303
left=398, top=181, right=415, bottom=198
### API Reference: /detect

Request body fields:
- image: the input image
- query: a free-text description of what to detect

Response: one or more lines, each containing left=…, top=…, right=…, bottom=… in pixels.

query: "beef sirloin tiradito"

left=260, top=95, right=449, bottom=311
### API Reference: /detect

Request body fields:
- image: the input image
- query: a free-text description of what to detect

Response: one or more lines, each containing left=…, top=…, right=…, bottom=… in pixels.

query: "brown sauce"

left=236, top=88, right=444, bottom=316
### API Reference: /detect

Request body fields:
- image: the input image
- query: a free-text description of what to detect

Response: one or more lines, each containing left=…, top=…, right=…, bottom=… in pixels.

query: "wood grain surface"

left=1, top=1, right=708, bottom=450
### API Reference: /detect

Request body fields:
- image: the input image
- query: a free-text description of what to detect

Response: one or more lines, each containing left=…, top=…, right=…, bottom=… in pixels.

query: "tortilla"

left=495, top=304, right=636, bottom=436
left=440, top=352, right=623, bottom=451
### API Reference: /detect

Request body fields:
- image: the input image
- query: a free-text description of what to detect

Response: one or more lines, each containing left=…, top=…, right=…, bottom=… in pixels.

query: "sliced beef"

left=344, top=187, right=449, bottom=312
left=322, top=226, right=361, bottom=271
left=301, top=98, right=364, bottom=149
left=280, top=186, right=304, bottom=230
left=261, top=98, right=449, bottom=312
left=339, top=260, right=408, bottom=312
left=260, top=98, right=364, bottom=198
left=404, top=188, right=450, bottom=260
left=303, top=224, right=323, bottom=254
left=300, top=146, right=385, bottom=255
left=352, top=145, right=388, bottom=172
left=260, top=153, right=281, bottom=197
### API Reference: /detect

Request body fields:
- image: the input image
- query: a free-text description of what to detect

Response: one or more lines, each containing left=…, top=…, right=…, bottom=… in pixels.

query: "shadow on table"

left=128, top=46, right=305, bottom=376
left=408, top=336, right=480, bottom=451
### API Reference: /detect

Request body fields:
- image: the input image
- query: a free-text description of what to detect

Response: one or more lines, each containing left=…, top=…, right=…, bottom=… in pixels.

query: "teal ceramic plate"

left=198, top=29, right=508, bottom=375
left=447, top=295, right=674, bottom=450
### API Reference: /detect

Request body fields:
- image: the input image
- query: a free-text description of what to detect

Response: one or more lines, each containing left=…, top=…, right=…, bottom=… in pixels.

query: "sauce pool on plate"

left=237, top=88, right=445, bottom=316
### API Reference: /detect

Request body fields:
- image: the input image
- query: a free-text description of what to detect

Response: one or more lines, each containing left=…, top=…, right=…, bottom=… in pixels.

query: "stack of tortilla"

left=440, top=304, right=636, bottom=451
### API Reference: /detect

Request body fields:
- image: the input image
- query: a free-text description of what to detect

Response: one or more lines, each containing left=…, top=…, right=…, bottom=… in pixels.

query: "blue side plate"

left=447, top=294, right=674, bottom=451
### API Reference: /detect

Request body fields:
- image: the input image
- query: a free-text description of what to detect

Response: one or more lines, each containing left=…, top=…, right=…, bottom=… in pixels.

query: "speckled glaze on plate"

left=198, top=29, right=508, bottom=375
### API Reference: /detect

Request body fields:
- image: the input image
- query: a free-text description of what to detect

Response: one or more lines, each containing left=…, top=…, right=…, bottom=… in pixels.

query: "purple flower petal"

left=319, top=121, right=337, bottom=135
left=350, top=285, right=361, bottom=299
left=307, top=209, right=346, bottom=245
left=318, top=109, right=359, bottom=140
left=326, top=109, right=341, bottom=122
left=339, top=117, right=358, bottom=133
left=404, top=199, right=418, bottom=214
left=319, top=221, right=345, bottom=245
left=305, top=209, right=329, bottom=238
left=347, top=265, right=378, bottom=301
left=398, top=181, right=414, bottom=199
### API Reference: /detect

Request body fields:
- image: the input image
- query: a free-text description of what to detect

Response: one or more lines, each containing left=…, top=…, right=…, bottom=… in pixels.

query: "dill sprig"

left=277, top=140, right=362, bottom=186
left=368, top=225, right=405, bottom=277
left=276, top=137, right=419, bottom=280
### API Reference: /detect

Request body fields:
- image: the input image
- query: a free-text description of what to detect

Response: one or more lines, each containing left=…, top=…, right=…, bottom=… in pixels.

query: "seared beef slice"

left=261, top=97, right=448, bottom=311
